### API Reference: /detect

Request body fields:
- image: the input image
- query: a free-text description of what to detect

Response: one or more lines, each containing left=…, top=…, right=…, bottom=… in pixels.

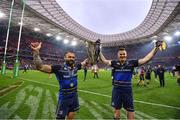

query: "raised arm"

left=31, top=42, right=52, bottom=73
left=138, top=47, right=159, bottom=66
left=99, top=52, right=111, bottom=66
left=81, top=58, right=88, bottom=67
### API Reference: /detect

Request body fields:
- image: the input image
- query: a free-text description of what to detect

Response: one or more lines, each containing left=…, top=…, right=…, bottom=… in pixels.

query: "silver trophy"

left=86, top=39, right=101, bottom=65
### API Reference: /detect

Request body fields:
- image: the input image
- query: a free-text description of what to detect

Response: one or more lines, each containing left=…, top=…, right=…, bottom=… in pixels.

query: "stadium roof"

left=0, top=0, right=180, bottom=46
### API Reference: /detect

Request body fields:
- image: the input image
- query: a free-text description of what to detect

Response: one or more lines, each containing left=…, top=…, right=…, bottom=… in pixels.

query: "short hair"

left=64, top=50, right=75, bottom=57
left=118, top=47, right=126, bottom=51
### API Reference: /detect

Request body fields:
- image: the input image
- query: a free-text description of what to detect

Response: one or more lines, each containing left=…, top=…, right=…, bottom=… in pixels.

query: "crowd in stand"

left=0, top=31, right=179, bottom=74
left=0, top=32, right=63, bottom=69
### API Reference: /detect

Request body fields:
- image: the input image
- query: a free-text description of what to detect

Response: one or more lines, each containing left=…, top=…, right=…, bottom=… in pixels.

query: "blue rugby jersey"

left=111, top=60, right=138, bottom=88
left=51, top=63, right=81, bottom=96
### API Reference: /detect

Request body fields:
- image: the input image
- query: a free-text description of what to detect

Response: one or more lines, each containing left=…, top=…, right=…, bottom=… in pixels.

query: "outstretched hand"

left=155, top=41, right=167, bottom=51
left=81, top=58, right=89, bottom=66
left=155, top=41, right=162, bottom=48
left=30, top=42, right=42, bottom=52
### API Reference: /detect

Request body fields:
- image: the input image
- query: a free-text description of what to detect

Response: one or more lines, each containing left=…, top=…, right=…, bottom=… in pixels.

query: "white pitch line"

left=14, top=115, right=23, bottom=120
left=79, top=97, right=103, bottom=119
left=79, top=89, right=111, bottom=98
left=91, top=101, right=112, bottom=117
left=154, top=79, right=159, bottom=82
left=134, top=100, right=180, bottom=110
left=104, top=104, right=155, bottom=119
left=135, top=111, right=156, bottom=119
left=21, top=78, right=59, bottom=87
left=20, top=77, right=180, bottom=110
left=0, top=81, right=24, bottom=98
left=120, top=108, right=145, bottom=119
left=103, top=103, right=126, bottom=119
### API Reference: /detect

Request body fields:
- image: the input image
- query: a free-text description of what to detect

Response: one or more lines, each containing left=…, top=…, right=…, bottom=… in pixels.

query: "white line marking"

left=91, top=101, right=112, bottom=117
left=0, top=85, right=34, bottom=119
left=79, top=89, right=111, bottom=98
left=134, top=100, right=180, bottom=110
left=103, top=104, right=126, bottom=119
left=79, top=97, right=103, bottom=119
left=135, top=111, right=156, bottom=119
left=25, top=86, right=43, bottom=119
left=154, top=79, right=159, bottom=82
left=21, top=78, right=59, bottom=87
left=14, top=115, right=23, bottom=120
left=42, top=89, right=56, bottom=118
left=0, top=81, right=24, bottom=98
left=127, top=109, right=144, bottom=119
left=20, top=77, right=180, bottom=110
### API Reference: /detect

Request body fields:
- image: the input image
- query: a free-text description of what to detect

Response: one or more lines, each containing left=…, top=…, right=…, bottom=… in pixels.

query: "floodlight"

left=0, top=11, right=5, bottom=18
left=174, top=31, right=180, bottom=36
left=56, top=36, right=62, bottom=40
left=18, top=22, right=23, bottom=25
left=71, top=41, right=77, bottom=46
left=46, top=33, right=52, bottom=37
left=64, top=39, right=69, bottom=44
left=34, top=28, right=40, bottom=32
left=164, top=35, right=172, bottom=41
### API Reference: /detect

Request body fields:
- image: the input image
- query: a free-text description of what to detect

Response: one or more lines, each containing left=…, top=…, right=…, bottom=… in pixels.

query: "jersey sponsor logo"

left=63, top=75, right=71, bottom=78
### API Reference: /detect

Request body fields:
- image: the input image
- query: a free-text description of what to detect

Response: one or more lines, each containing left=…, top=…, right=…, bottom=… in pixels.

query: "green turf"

left=0, top=70, right=180, bottom=119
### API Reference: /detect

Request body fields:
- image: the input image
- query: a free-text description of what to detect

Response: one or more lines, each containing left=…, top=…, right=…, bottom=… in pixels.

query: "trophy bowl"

left=86, top=39, right=101, bottom=65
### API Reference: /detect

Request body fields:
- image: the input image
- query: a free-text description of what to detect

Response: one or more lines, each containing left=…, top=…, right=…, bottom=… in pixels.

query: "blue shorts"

left=56, top=93, right=79, bottom=118
left=111, top=87, right=134, bottom=112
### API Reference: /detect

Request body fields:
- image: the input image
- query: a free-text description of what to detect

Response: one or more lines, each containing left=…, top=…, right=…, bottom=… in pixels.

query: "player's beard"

left=66, top=60, right=75, bottom=69
left=119, top=58, right=126, bottom=64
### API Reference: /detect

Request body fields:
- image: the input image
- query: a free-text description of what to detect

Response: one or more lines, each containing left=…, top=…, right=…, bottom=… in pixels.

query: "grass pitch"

left=0, top=70, right=180, bottom=119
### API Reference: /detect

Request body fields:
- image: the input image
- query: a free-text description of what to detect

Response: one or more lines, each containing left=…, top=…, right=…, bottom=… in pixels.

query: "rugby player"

left=30, top=42, right=88, bottom=119
left=100, top=44, right=161, bottom=119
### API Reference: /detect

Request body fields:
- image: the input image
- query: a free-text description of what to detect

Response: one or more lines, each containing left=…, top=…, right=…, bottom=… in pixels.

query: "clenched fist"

left=30, top=42, right=42, bottom=52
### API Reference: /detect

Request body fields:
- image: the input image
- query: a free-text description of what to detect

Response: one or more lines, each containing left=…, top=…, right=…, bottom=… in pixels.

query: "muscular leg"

left=114, top=109, right=120, bottom=119
left=127, top=111, right=134, bottom=120
left=67, top=112, right=75, bottom=120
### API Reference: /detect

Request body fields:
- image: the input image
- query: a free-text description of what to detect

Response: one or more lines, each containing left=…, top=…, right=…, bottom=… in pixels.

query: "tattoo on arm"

left=33, top=51, right=43, bottom=70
